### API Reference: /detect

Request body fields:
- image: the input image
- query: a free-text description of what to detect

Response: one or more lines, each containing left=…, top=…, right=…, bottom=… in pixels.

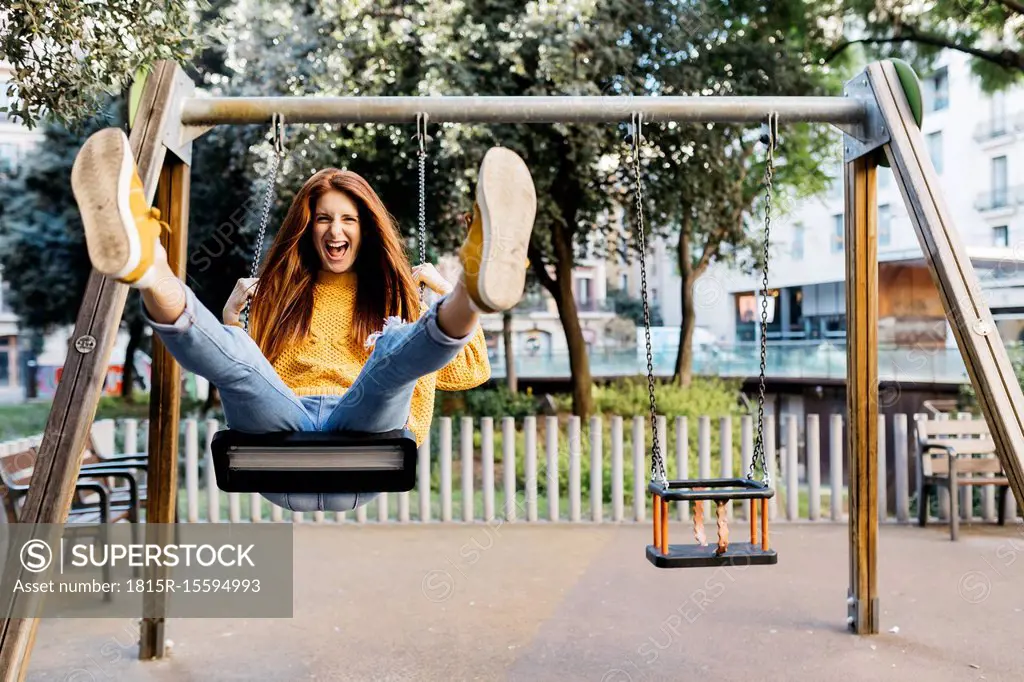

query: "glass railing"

left=975, top=186, right=1023, bottom=212
left=512, top=298, right=616, bottom=314
left=485, top=341, right=1006, bottom=384
left=974, top=117, right=1017, bottom=142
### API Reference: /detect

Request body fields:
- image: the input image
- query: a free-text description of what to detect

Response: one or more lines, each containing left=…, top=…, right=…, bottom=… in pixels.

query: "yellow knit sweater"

left=270, top=271, right=491, bottom=444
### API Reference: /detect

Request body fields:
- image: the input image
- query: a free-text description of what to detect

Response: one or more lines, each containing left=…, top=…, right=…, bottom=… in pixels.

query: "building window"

left=832, top=214, right=844, bottom=253
left=792, top=223, right=805, bottom=260
left=575, top=277, right=592, bottom=306
left=0, top=337, right=10, bottom=388
left=735, top=292, right=757, bottom=342
left=994, top=225, right=1009, bottom=247
left=619, top=273, right=628, bottom=291
left=924, top=67, right=949, bottom=112
left=992, top=156, right=1008, bottom=208
left=878, top=204, right=892, bottom=247
left=992, top=91, right=1007, bottom=134
left=828, top=164, right=843, bottom=199
left=926, top=131, right=943, bottom=173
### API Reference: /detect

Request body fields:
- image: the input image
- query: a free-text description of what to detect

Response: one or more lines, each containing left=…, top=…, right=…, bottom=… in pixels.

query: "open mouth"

left=324, top=239, right=350, bottom=261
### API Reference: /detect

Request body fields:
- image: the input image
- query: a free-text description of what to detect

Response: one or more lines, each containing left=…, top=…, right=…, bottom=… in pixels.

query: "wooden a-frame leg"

left=845, top=153, right=879, bottom=635
left=0, top=60, right=184, bottom=682
left=870, top=60, right=1024, bottom=518
left=138, top=157, right=191, bottom=660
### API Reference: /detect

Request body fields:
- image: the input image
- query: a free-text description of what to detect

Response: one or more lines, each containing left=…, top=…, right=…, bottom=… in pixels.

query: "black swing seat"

left=646, top=478, right=778, bottom=569
left=646, top=543, right=778, bottom=569
left=211, top=429, right=419, bottom=494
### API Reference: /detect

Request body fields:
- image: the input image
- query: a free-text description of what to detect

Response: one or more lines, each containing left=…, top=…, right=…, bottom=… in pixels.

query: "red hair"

left=249, top=169, right=419, bottom=364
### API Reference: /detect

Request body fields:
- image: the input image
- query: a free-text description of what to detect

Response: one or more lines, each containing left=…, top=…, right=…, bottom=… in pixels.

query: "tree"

left=0, top=99, right=153, bottom=399
left=0, top=0, right=248, bottom=402
left=830, top=0, right=1024, bottom=91
left=211, top=1, right=471, bottom=260
left=605, top=0, right=840, bottom=386
left=437, top=0, right=669, bottom=418
left=0, top=1, right=252, bottom=402
left=0, top=1, right=202, bottom=127
left=608, top=287, right=663, bottom=328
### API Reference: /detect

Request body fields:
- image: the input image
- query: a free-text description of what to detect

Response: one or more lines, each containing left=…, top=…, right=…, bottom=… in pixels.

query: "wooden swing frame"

left=2, top=59, right=1024, bottom=678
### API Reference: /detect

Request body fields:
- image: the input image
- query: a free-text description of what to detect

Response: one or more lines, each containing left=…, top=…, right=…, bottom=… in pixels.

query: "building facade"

left=438, top=254, right=622, bottom=369
left=651, top=51, right=1024, bottom=351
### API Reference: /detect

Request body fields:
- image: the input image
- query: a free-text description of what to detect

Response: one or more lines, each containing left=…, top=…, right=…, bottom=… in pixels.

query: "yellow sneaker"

left=71, top=128, right=168, bottom=288
left=458, top=147, right=537, bottom=313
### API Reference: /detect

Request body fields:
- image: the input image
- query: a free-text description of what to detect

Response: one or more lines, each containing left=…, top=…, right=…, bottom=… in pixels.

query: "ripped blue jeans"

left=144, top=285, right=472, bottom=512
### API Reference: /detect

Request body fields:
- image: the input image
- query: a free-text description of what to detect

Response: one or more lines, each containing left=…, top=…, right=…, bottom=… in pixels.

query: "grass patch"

left=0, top=395, right=208, bottom=443
left=0, top=402, right=53, bottom=441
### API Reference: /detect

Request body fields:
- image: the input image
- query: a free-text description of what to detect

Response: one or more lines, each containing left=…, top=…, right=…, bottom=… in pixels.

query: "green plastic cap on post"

left=888, top=58, right=924, bottom=128
left=878, top=58, right=923, bottom=168
left=128, top=66, right=150, bottom=130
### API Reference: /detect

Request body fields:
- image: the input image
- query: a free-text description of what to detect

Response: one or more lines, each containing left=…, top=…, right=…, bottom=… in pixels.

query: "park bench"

left=84, top=429, right=149, bottom=517
left=915, top=417, right=1013, bottom=541
left=0, top=445, right=146, bottom=525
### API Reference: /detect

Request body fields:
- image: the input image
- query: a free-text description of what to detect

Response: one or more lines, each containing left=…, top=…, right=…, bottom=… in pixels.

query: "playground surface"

left=25, top=521, right=1024, bottom=681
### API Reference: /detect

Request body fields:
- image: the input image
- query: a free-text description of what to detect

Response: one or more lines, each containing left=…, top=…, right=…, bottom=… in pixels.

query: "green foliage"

left=574, top=377, right=744, bottom=419
left=834, top=0, right=1024, bottom=92
left=0, top=1, right=204, bottom=128
left=959, top=343, right=1024, bottom=412
left=0, top=102, right=149, bottom=332
left=0, top=402, right=52, bottom=442
left=0, top=395, right=206, bottom=441
left=0, top=61, right=263, bottom=334
left=436, top=386, right=538, bottom=421
left=608, top=287, right=663, bottom=327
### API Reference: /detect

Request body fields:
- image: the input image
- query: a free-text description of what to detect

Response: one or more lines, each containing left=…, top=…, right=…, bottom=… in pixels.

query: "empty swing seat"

left=646, top=478, right=778, bottom=569
left=211, top=429, right=419, bottom=494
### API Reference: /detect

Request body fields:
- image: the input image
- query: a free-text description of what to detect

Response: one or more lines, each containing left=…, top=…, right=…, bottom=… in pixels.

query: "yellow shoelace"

left=147, top=207, right=173, bottom=236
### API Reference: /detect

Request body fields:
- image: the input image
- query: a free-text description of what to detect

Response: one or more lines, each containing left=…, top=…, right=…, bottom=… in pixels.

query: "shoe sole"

left=71, top=129, right=140, bottom=280
left=475, top=147, right=537, bottom=312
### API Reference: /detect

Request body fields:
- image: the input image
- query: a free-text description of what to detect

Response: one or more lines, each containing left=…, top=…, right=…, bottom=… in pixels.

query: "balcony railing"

left=487, top=341, right=1007, bottom=384
left=514, top=296, right=551, bottom=313
left=575, top=299, right=615, bottom=313
left=975, top=185, right=1024, bottom=212
left=973, top=115, right=1021, bottom=142
left=512, top=297, right=615, bottom=314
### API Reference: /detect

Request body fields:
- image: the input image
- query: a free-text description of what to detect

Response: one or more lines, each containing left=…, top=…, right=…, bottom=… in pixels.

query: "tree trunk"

left=502, top=310, right=517, bottom=393
left=676, top=273, right=697, bottom=387
left=674, top=228, right=695, bottom=386
left=548, top=231, right=594, bottom=419
left=121, top=315, right=145, bottom=402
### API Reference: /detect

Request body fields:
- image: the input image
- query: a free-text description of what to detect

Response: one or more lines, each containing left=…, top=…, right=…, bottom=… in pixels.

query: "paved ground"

left=24, top=520, right=1024, bottom=682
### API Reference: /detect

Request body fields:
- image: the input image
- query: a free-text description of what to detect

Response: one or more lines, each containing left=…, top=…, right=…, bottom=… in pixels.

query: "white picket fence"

left=2, top=412, right=1017, bottom=525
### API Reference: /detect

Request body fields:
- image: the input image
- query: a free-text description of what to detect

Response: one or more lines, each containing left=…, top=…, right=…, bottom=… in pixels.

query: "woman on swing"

left=70, top=128, right=537, bottom=513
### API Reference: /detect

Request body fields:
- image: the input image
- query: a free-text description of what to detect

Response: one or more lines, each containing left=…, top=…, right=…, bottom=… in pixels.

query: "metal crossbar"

left=181, top=95, right=867, bottom=126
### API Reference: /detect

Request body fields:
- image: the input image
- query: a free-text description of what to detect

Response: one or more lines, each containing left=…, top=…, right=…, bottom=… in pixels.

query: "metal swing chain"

left=416, top=113, right=428, bottom=266
left=242, top=113, right=285, bottom=333
left=748, top=112, right=777, bottom=486
left=629, top=112, right=666, bottom=485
